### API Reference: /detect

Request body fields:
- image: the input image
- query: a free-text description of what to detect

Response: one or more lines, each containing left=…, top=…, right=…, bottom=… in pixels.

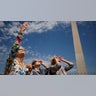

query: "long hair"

left=31, top=60, right=37, bottom=69
left=50, top=56, right=57, bottom=65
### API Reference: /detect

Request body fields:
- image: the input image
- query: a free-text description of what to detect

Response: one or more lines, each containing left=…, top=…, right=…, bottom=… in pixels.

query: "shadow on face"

left=51, top=56, right=60, bottom=65
left=17, top=49, right=26, bottom=57
left=32, top=60, right=42, bottom=68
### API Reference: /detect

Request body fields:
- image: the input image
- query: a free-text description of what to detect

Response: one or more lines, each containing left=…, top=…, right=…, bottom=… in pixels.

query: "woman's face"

left=54, top=57, right=60, bottom=63
left=51, top=56, right=60, bottom=65
left=34, top=61, right=41, bottom=66
left=18, top=49, right=26, bottom=56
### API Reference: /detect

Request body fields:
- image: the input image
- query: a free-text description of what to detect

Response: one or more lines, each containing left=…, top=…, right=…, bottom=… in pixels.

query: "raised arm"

left=58, top=57, right=74, bottom=71
left=62, top=58, right=73, bottom=66
left=40, top=60, right=49, bottom=69
left=4, top=22, right=28, bottom=74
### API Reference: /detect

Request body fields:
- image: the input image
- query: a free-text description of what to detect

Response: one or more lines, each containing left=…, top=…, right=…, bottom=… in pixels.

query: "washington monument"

left=71, top=21, right=87, bottom=74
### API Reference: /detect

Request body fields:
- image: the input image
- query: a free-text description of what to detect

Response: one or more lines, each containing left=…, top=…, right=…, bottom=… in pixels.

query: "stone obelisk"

left=71, top=21, right=87, bottom=74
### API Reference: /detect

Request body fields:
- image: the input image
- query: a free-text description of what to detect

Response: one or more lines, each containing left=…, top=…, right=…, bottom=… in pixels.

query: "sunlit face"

left=54, top=57, right=60, bottom=64
left=17, top=49, right=26, bottom=56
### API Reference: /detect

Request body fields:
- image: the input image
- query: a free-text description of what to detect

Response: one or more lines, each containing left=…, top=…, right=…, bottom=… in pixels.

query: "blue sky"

left=0, top=21, right=96, bottom=74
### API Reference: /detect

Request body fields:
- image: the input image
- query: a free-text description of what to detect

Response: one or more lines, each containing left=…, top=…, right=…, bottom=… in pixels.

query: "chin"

left=20, top=54, right=25, bottom=57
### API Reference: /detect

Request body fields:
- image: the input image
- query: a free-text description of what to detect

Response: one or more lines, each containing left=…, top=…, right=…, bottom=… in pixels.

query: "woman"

left=49, top=55, right=74, bottom=75
left=9, top=46, right=31, bottom=75
left=31, top=60, right=48, bottom=75
left=4, top=22, right=30, bottom=75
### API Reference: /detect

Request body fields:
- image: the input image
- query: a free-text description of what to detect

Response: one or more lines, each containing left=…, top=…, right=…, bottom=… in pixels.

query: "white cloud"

left=25, top=21, right=58, bottom=34
left=57, top=21, right=71, bottom=30
left=24, top=56, right=50, bottom=66
left=0, top=21, right=4, bottom=27
left=0, top=45, right=7, bottom=52
left=26, top=21, right=71, bottom=34
left=0, top=33, right=12, bottom=41
left=8, top=26, right=19, bottom=36
left=11, top=21, right=20, bottom=26
left=0, top=21, right=71, bottom=37
left=6, top=22, right=20, bottom=36
left=0, top=21, right=20, bottom=37
left=24, top=50, right=51, bottom=66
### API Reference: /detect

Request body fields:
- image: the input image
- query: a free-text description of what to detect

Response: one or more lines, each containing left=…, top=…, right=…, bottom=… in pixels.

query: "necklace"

left=15, top=59, right=24, bottom=70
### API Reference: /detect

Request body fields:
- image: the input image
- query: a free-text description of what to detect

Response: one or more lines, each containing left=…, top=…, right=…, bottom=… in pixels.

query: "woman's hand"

left=20, top=22, right=28, bottom=32
left=58, top=56, right=64, bottom=62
